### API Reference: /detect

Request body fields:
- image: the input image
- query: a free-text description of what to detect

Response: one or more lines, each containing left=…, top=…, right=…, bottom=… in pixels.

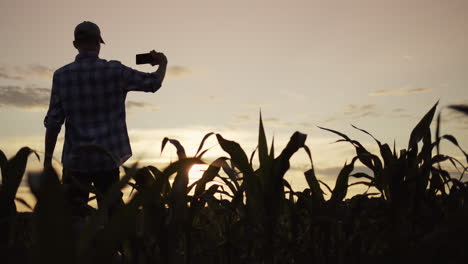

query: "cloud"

left=14, top=64, right=54, bottom=79
left=344, top=104, right=380, bottom=119
left=167, top=66, right=191, bottom=79
left=232, top=114, right=291, bottom=128
left=0, top=64, right=54, bottom=81
left=315, top=165, right=373, bottom=179
left=126, top=100, right=158, bottom=111
left=298, top=122, right=315, bottom=128
left=317, top=104, right=380, bottom=123
left=0, top=66, right=24, bottom=80
left=441, top=100, right=468, bottom=130
left=264, top=117, right=279, bottom=123
left=369, top=87, right=432, bottom=97
left=318, top=117, right=340, bottom=124
left=392, top=108, right=405, bottom=113
left=0, top=72, right=23, bottom=80
left=194, top=94, right=224, bottom=102
left=0, top=85, right=158, bottom=112
left=207, top=95, right=222, bottom=101
left=0, top=85, right=50, bottom=109
left=2, top=64, right=191, bottom=81
left=234, top=115, right=252, bottom=122
left=346, top=104, right=376, bottom=112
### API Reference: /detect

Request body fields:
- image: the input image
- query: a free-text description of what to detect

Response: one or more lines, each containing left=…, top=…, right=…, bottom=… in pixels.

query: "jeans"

left=62, top=167, right=123, bottom=219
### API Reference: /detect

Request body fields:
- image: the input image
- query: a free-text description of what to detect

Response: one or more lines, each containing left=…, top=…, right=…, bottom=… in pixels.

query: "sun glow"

left=188, top=164, right=209, bottom=183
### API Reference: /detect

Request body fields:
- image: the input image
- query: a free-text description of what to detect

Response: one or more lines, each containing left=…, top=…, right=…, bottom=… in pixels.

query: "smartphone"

left=136, top=53, right=155, bottom=65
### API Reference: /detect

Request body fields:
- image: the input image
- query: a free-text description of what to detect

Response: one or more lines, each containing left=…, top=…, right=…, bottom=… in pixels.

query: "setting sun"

left=188, top=164, right=209, bottom=183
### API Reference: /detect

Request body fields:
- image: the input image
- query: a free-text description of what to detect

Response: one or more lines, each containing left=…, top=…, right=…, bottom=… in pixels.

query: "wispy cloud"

left=0, top=64, right=54, bottom=81
left=167, top=66, right=191, bottom=79
left=320, top=104, right=380, bottom=123
left=441, top=99, right=468, bottom=130
left=0, top=66, right=24, bottom=80
left=0, top=85, right=157, bottom=111
left=318, top=104, right=421, bottom=124
left=344, top=104, right=380, bottom=119
left=298, top=122, right=315, bottom=128
left=234, top=114, right=252, bottom=123
left=207, top=95, right=222, bottom=101
left=317, top=117, right=340, bottom=124
left=315, top=165, right=372, bottom=179
left=14, top=64, right=54, bottom=79
left=232, top=114, right=288, bottom=128
left=2, top=64, right=191, bottom=81
left=126, top=100, right=158, bottom=111
left=194, top=94, right=224, bottom=102
left=264, top=117, right=280, bottom=123
left=392, top=108, right=405, bottom=113
left=369, top=87, right=432, bottom=97
left=0, top=85, right=50, bottom=109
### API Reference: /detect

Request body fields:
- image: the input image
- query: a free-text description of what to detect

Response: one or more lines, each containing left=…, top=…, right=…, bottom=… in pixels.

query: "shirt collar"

left=75, top=51, right=99, bottom=61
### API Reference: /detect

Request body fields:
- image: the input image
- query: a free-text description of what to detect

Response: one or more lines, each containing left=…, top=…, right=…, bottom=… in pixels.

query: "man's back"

left=45, top=51, right=164, bottom=171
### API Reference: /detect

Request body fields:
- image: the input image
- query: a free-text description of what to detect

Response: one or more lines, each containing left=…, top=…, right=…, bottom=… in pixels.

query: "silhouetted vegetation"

left=1, top=103, right=467, bottom=263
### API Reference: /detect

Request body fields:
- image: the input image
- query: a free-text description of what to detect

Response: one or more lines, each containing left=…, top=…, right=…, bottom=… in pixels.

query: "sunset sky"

left=1, top=0, right=467, bottom=209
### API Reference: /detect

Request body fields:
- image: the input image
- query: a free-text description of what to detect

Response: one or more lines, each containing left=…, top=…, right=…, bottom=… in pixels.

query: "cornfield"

left=1, top=102, right=467, bottom=264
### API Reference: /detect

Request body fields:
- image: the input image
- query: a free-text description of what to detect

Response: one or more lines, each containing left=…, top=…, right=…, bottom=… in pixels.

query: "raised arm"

left=150, top=50, right=168, bottom=81
left=121, top=50, right=168, bottom=93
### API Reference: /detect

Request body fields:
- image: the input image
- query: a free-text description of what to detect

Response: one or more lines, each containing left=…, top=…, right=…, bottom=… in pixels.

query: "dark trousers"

left=62, top=168, right=123, bottom=219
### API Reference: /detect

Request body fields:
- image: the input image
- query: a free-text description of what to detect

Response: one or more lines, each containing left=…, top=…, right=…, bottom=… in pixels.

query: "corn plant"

left=0, top=147, right=38, bottom=262
left=319, top=102, right=467, bottom=205
left=1, top=103, right=468, bottom=263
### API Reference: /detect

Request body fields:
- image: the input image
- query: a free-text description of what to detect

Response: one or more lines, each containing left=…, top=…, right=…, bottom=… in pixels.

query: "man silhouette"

left=43, top=21, right=167, bottom=222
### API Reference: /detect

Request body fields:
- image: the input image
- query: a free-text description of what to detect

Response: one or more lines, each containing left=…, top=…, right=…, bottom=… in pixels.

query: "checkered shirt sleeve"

left=44, top=74, right=65, bottom=132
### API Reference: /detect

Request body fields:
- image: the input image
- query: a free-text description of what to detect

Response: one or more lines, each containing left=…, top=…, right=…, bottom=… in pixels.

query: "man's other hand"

left=150, top=50, right=168, bottom=66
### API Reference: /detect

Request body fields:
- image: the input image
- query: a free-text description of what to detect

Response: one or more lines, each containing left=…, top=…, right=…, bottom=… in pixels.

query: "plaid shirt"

left=44, top=51, right=163, bottom=172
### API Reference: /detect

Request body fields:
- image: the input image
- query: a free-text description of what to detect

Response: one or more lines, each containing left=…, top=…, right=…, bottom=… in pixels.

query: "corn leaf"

left=0, top=149, right=7, bottom=185
left=319, top=180, right=333, bottom=195
left=351, top=172, right=374, bottom=181
left=133, top=166, right=156, bottom=189
left=249, top=146, right=258, bottom=168
left=14, top=197, right=33, bottom=211
left=148, top=165, right=171, bottom=196
left=195, top=132, right=215, bottom=156
left=216, top=134, right=253, bottom=176
left=351, top=124, right=382, bottom=146
left=258, top=111, right=269, bottom=167
left=408, top=101, right=438, bottom=150
left=441, top=135, right=468, bottom=164
left=1, top=147, right=35, bottom=203
left=274, top=132, right=307, bottom=179
left=195, top=157, right=228, bottom=196
left=304, top=169, right=324, bottom=202
left=221, top=161, right=241, bottom=191
left=269, top=136, right=275, bottom=159
left=331, top=157, right=358, bottom=203
left=161, top=137, right=187, bottom=159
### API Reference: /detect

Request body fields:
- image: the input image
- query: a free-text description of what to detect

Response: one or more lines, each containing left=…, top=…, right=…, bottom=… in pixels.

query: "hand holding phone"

left=136, top=50, right=167, bottom=66
left=136, top=52, right=153, bottom=65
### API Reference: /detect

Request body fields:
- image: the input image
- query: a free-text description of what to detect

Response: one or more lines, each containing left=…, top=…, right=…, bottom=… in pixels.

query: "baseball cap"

left=74, top=21, right=105, bottom=44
